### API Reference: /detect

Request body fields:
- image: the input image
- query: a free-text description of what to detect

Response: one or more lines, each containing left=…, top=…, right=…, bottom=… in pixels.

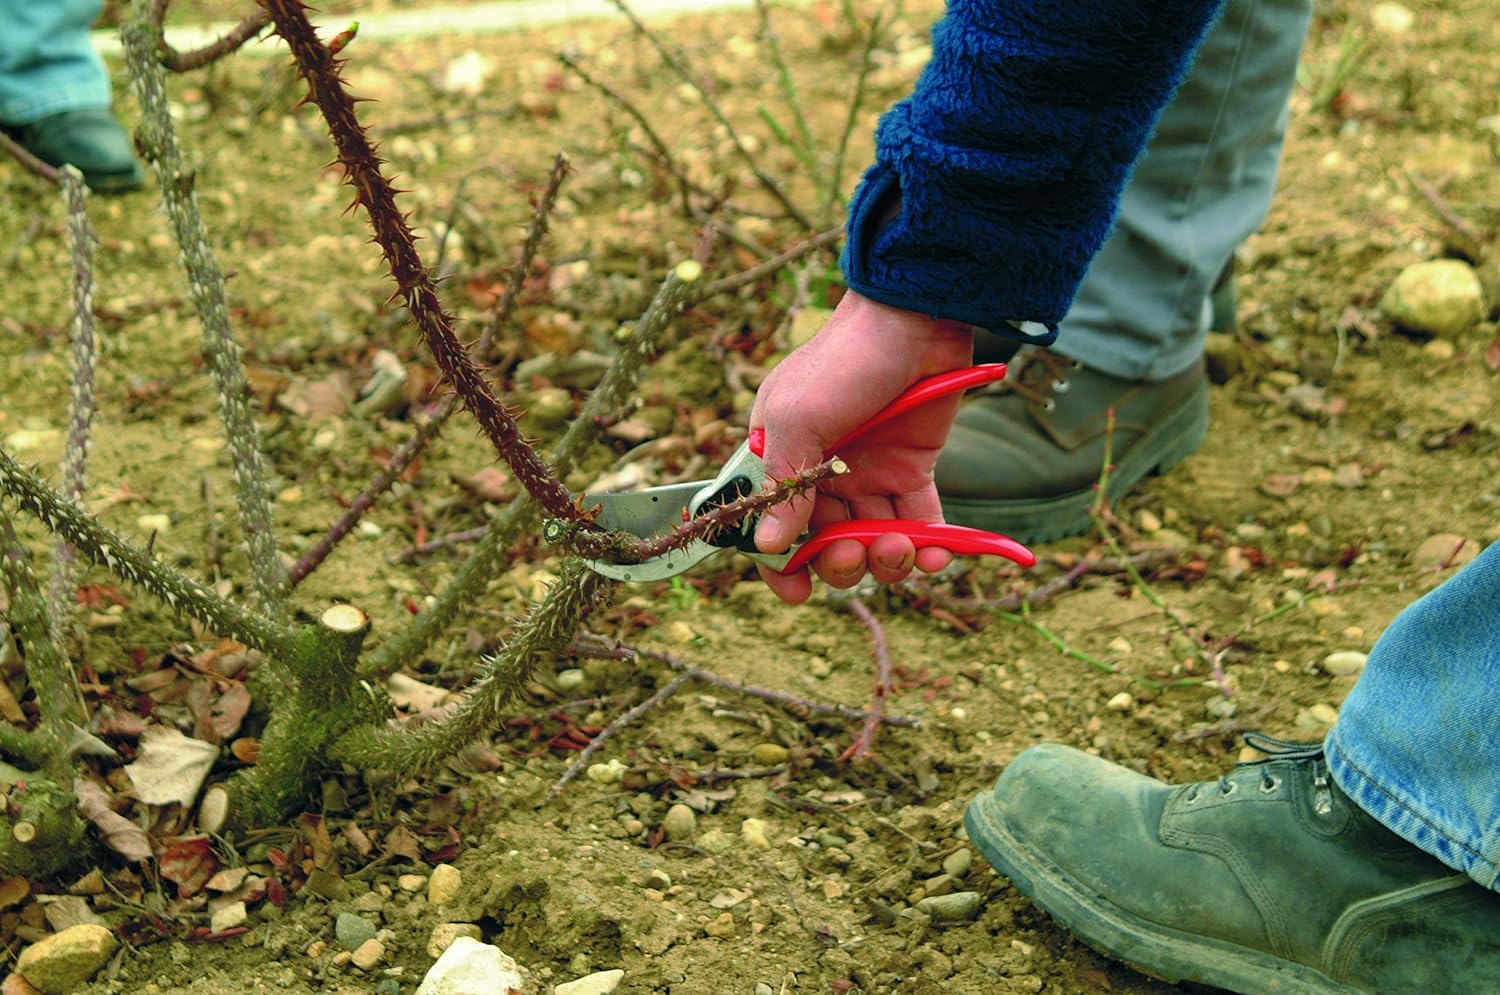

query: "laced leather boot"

left=935, top=348, right=1208, bottom=542
left=965, top=737, right=1500, bottom=994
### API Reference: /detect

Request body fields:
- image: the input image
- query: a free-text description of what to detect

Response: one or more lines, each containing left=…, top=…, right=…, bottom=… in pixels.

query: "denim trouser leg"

left=1051, top=0, right=1313, bottom=381
left=0, top=0, right=110, bottom=125
left=1326, top=540, right=1500, bottom=891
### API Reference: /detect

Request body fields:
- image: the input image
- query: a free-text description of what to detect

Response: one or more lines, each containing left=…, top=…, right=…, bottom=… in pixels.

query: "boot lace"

left=1186, top=731, right=1335, bottom=815
left=1002, top=348, right=1084, bottom=412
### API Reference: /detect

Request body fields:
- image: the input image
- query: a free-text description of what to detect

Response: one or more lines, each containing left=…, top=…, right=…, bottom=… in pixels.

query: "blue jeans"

left=1328, top=539, right=1500, bottom=890
left=1055, top=0, right=1314, bottom=381
left=0, top=0, right=111, bottom=125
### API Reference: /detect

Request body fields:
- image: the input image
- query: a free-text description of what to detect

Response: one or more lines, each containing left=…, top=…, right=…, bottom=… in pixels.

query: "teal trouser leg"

left=0, top=0, right=110, bottom=125
left=1053, top=0, right=1313, bottom=381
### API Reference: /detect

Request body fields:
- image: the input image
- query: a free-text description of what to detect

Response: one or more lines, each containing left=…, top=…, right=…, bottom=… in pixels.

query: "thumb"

left=751, top=423, right=826, bottom=554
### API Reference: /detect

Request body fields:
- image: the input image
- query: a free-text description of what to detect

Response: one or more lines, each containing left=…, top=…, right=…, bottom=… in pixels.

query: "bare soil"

left=2, top=1, right=1497, bottom=993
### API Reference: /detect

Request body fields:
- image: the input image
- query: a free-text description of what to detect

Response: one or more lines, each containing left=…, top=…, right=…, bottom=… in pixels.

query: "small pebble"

left=427, top=864, right=462, bottom=907
left=740, top=818, right=770, bottom=850
left=1106, top=692, right=1134, bottom=712
left=1321, top=651, right=1368, bottom=677
left=335, top=912, right=377, bottom=951
left=750, top=743, right=789, bottom=765
left=641, top=869, right=671, bottom=891
left=942, top=848, right=972, bottom=879
left=703, top=912, right=736, bottom=938
left=662, top=804, right=697, bottom=842
left=397, top=874, right=426, bottom=892
left=756, top=985, right=775, bottom=995
left=351, top=938, right=384, bottom=970
left=915, top=891, right=982, bottom=920
left=427, top=923, right=482, bottom=959
left=554, top=968, right=625, bottom=995
left=586, top=758, right=627, bottom=784
left=351, top=891, right=385, bottom=914
left=209, top=901, right=247, bottom=934
left=556, top=668, right=586, bottom=690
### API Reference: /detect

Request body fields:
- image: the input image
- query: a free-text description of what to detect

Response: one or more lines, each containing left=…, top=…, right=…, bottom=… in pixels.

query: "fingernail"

left=755, top=516, right=783, bottom=550
left=877, top=552, right=909, bottom=573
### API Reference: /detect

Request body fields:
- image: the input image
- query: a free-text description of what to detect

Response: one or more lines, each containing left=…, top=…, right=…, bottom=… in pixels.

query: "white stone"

left=1105, top=692, right=1134, bottom=712
left=209, top=901, right=247, bottom=934
left=1320, top=651, right=1368, bottom=677
left=554, top=969, right=625, bottom=995
left=1380, top=260, right=1485, bottom=337
left=415, top=937, right=529, bottom=995
left=1370, top=2, right=1414, bottom=34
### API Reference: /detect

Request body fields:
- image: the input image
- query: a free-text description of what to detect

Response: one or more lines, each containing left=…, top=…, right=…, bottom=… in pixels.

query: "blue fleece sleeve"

left=841, top=0, right=1226, bottom=340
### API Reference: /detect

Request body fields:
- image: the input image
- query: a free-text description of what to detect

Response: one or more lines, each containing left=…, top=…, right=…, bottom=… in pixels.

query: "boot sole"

left=964, top=793, right=1360, bottom=994
left=940, top=377, right=1209, bottom=543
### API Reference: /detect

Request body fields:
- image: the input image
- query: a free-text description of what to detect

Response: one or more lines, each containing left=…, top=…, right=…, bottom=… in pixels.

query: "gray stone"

left=915, top=891, right=983, bottom=921
left=16, top=924, right=117, bottom=995
left=335, top=912, right=378, bottom=951
left=1381, top=259, right=1485, bottom=337
left=941, top=848, right=973, bottom=880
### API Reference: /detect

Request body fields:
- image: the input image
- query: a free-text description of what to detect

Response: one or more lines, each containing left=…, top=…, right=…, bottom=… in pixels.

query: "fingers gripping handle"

left=782, top=520, right=1037, bottom=574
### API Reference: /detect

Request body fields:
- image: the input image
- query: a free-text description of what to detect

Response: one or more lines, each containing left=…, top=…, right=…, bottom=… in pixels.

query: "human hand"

left=749, top=290, right=974, bottom=603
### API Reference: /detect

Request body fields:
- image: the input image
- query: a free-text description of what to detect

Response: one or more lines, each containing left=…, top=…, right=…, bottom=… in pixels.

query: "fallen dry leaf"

left=160, top=835, right=218, bottom=897
left=74, top=777, right=152, bottom=863
left=38, top=894, right=107, bottom=931
left=387, top=673, right=453, bottom=713
left=1484, top=337, right=1500, bottom=372
left=452, top=467, right=512, bottom=503
left=0, top=875, right=29, bottom=909
left=125, top=725, right=220, bottom=807
left=189, top=681, right=252, bottom=744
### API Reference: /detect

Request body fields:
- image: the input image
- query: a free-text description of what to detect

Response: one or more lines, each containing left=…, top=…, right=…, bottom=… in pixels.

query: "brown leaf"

left=344, top=822, right=373, bottom=859
left=452, top=466, right=512, bottom=503
left=159, top=835, right=218, bottom=897
left=0, top=875, right=30, bottom=909
left=297, top=814, right=336, bottom=872
left=276, top=373, right=352, bottom=421
left=124, top=725, right=220, bottom=807
left=190, top=681, right=251, bottom=744
left=39, top=895, right=107, bottom=931
left=1484, top=337, right=1500, bottom=372
left=384, top=825, right=424, bottom=862
left=74, top=777, right=152, bottom=863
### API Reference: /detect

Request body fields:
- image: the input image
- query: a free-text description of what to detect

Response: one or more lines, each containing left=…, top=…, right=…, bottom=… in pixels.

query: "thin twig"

left=552, top=672, right=693, bottom=792
left=262, top=0, right=590, bottom=526
left=839, top=598, right=892, bottom=762
left=46, top=168, right=101, bottom=637
left=397, top=526, right=489, bottom=563
left=604, top=0, right=815, bottom=229
left=1405, top=170, right=1484, bottom=257
left=569, top=635, right=918, bottom=727
left=699, top=226, right=843, bottom=298
left=286, top=154, right=572, bottom=587
left=0, top=131, right=62, bottom=184
left=0, top=449, right=300, bottom=662
left=823, top=10, right=884, bottom=224
left=158, top=8, right=272, bottom=72
left=754, top=0, right=814, bottom=155
left=558, top=52, right=693, bottom=217
left=125, top=9, right=288, bottom=614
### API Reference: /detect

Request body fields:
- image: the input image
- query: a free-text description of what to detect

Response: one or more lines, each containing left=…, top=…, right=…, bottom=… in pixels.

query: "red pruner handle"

left=781, top=519, right=1036, bottom=575
left=746, top=363, right=1009, bottom=460
left=826, top=363, right=1008, bottom=455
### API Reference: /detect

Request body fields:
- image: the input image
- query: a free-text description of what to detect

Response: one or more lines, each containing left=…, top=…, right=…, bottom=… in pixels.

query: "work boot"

left=2, top=109, right=144, bottom=194
left=935, top=349, right=1208, bottom=542
left=965, top=738, right=1500, bottom=994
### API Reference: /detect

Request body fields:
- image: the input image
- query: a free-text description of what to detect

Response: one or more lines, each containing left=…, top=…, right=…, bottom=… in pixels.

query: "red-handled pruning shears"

left=580, top=364, right=1035, bottom=583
